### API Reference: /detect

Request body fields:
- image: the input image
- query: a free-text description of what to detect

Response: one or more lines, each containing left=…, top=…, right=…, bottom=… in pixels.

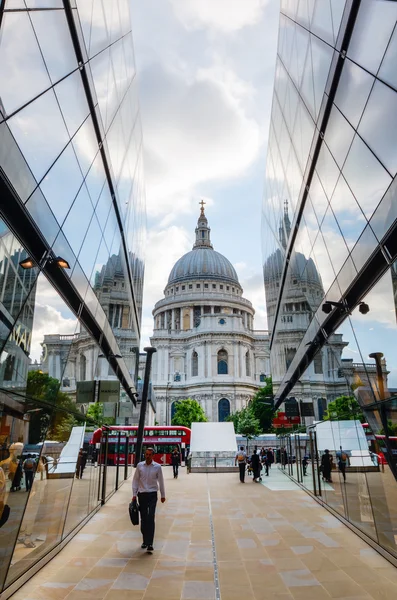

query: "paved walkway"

left=10, top=467, right=397, bottom=600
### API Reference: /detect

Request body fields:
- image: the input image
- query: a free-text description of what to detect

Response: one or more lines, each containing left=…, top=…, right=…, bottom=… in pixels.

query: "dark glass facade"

left=0, top=0, right=145, bottom=594
left=263, top=0, right=397, bottom=561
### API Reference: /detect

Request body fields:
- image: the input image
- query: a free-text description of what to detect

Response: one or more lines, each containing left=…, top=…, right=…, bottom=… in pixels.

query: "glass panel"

left=310, top=33, right=334, bottom=119
left=62, top=184, right=94, bottom=256
left=0, top=12, right=51, bottom=119
left=54, top=72, right=91, bottom=139
left=325, top=107, right=355, bottom=169
left=342, top=134, right=392, bottom=221
left=330, top=174, right=367, bottom=247
left=38, top=143, right=84, bottom=226
left=311, top=0, right=334, bottom=46
left=347, top=1, right=397, bottom=75
left=358, top=80, right=397, bottom=177
left=7, top=89, right=70, bottom=183
left=334, top=59, right=374, bottom=129
left=30, top=10, right=78, bottom=83
left=378, top=24, right=397, bottom=90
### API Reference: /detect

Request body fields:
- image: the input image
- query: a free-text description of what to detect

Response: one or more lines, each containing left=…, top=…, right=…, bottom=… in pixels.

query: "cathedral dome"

left=167, top=203, right=240, bottom=286
left=168, top=248, right=239, bottom=285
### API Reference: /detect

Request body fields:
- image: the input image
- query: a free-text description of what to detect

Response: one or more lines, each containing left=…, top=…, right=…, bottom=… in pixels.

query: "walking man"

left=251, top=449, right=261, bottom=482
left=235, top=446, right=247, bottom=483
left=337, top=446, right=349, bottom=482
left=171, top=447, right=180, bottom=479
left=23, top=454, right=36, bottom=491
left=132, top=448, right=165, bottom=554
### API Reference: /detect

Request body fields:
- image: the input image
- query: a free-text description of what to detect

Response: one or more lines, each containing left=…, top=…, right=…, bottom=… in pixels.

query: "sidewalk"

left=9, top=466, right=397, bottom=600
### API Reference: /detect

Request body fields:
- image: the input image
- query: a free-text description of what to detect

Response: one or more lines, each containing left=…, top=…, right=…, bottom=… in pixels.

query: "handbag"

left=129, top=499, right=139, bottom=526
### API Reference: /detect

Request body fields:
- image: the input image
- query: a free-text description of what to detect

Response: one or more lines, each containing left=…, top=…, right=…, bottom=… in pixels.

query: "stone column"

left=234, top=343, right=239, bottom=378
left=207, top=344, right=212, bottom=377
left=171, top=309, right=175, bottom=330
left=190, top=308, right=194, bottom=329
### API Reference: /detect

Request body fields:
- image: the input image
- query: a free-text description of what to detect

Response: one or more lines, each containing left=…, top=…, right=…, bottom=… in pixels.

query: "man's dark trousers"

left=238, top=462, right=245, bottom=482
left=138, top=492, right=157, bottom=545
left=25, top=471, right=34, bottom=491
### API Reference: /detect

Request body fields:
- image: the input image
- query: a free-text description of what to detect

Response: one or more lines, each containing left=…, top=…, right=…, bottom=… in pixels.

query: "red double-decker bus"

left=91, top=426, right=191, bottom=466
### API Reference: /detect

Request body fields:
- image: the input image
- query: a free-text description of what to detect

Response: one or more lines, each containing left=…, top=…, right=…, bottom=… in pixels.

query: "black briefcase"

left=129, top=500, right=139, bottom=526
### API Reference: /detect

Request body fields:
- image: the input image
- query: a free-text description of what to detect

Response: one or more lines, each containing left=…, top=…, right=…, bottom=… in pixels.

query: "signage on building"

left=76, top=381, right=96, bottom=404
left=103, top=402, right=117, bottom=417
left=11, top=322, right=32, bottom=353
left=119, top=403, right=134, bottom=418
left=98, top=380, right=120, bottom=403
left=300, top=402, right=314, bottom=417
left=272, top=412, right=300, bottom=428
left=285, top=398, right=300, bottom=417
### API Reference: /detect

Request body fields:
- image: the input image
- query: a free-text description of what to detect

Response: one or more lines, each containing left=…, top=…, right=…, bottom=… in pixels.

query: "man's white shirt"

left=132, top=460, right=165, bottom=497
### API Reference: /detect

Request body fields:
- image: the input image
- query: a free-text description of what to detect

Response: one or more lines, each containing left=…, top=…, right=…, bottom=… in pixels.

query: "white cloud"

left=170, top=0, right=269, bottom=32
left=141, top=224, right=192, bottom=325
left=234, top=261, right=268, bottom=330
left=140, top=63, right=260, bottom=217
left=30, top=303, right=78, bottom=362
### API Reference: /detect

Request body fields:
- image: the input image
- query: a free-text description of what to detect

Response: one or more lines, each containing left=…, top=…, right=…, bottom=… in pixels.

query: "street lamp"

left=19, top=255, right=70, bottom=269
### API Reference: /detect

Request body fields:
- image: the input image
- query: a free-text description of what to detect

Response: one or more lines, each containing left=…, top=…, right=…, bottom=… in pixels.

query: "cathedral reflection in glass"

left=0, top=1, right=145, bottom=594
left=262, top=0, right=397, bottom=561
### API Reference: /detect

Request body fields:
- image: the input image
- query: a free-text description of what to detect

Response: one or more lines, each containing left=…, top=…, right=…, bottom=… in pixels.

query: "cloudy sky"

left=129, top=0, right=280, bottom=345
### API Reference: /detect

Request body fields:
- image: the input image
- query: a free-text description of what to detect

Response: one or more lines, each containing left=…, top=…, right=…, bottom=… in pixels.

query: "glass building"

left=262, top=1, right=397, bottom=562
left=0, top=0, right=145, bottom=595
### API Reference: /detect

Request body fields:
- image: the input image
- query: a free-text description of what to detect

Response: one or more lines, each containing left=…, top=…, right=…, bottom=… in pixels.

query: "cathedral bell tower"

left=193, top=200, right=213, bottom=249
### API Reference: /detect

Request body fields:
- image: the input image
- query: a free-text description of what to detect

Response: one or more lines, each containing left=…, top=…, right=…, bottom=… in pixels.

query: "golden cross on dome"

left=199, top=199, right=206, bottom=214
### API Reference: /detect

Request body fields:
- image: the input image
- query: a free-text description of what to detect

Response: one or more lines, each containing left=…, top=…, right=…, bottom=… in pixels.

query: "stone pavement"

left=9, top=466, right=397, bottom=600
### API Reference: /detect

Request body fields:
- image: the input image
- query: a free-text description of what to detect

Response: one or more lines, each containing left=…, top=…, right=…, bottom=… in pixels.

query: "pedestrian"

left=266, top=448, right=274, bottom=469
left=302, top=455, right=308, bottom=476
left=76, top=448, right=88, bottom=479
left=186, top=447, right=192, bottom=473
left=281, top=447, right=288, bottom=470
left=235, top=446, right=247, bottom=483
left=132, top=447, right=165, bottom=554
left=262, top=453, right=269, bottom=476
left=337, top=446, right=349, bottom=482
left=171, top=447, right=180, bottom=479
left=23, top=454, right=36, bottom=491
left=250, top=449, right=261, bottom=482
left=321, top=449, right=333, bottom=483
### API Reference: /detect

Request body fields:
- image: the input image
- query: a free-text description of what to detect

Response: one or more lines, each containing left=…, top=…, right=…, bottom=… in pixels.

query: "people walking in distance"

left=76, top=448, right=88, bottom=479
left=235, top=446, right=247, bottom=483
left=132, top=448, right=165, bottom=554
left=186, top=447, right=192, bottom=473
left=281, top=447, right=288, bottom=470
left=23, top=454, right=36, bottom=491
left=266, top=448, right=274, bottom=469
left=302, top=455, right=308, bottom=476
left=262, top=453, right=269, bottom=476
left=251, top=449, right=261, bottom=482
left=337, top=446, right=349, bottom=482
left=171, top=447, right=180, bottom=479
left=321, top=449, right=333, bottom=483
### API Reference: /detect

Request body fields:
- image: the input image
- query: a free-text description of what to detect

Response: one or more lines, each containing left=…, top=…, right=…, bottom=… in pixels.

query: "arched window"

left=317, top=398, right=327, bottom=421
left=217, top=349, right=228, bottom=375
left=218, top=398, right=230, bottom=422
left=192, top=351, right=198, bottom=376
left=245, top=351, right=251, bottom=377
left=171, top=401, right=179, bottom=422
left=259, top=373, right=266, bottom=383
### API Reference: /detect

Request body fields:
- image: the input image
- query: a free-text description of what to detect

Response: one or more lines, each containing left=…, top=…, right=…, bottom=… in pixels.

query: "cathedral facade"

left=150, top=206, right=270, bottom=425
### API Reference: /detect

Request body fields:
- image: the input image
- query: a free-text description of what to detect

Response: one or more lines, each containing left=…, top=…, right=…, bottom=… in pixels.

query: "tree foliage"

left=171, top=398, right=208, bottom=428
left=226, top=377, right=274, bottom=434
left=26, top=371, right=83, bottom=443
left=324, top=395, right=364, bottom=422
left=86, top=403, right=116, bottom=426
left=237, top=410, right=261, bottom=440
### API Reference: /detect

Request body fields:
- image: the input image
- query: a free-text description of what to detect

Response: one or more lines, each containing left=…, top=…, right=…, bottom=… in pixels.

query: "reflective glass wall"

left=0, top=0, right=145, bottom=593
left=263, top=0, right=397, bottom=560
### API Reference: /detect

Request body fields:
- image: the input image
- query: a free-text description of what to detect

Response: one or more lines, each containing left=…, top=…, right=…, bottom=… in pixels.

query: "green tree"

left=236, top=411, right=261, bottom=449
left=324, top=395, right=364, bottom=422
left=249, top=377, right=274, bottom=432
left=380, top=420, right=397, bottom=436
left=86, top=403, right=116, bottom=426
left=26, top=371, right=83, bottom=443
left=171, top=398, right=208, bottom=428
